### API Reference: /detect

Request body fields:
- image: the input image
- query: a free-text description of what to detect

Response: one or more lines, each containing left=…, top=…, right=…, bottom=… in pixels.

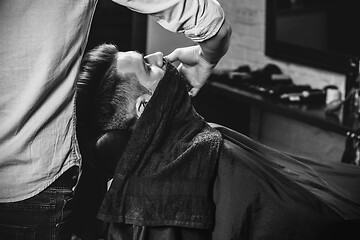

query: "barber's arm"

left=166, top=20, right=231, bottom=96
left=112, top=0, right=232, bottom=96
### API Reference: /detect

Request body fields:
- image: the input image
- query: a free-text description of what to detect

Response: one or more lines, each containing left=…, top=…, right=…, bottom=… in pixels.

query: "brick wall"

left=216, top=0, right=345, bottom=96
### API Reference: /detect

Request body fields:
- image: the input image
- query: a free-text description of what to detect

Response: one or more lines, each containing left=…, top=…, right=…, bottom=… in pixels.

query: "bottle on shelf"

left=343, top=57, right=360, bottom=118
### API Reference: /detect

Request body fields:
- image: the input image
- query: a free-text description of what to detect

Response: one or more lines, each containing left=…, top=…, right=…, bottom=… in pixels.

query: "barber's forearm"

left=198, top=19, right=232, bottom=65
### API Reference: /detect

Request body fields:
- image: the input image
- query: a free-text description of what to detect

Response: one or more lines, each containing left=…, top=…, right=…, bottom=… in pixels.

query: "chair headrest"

left=93, top=129, right=131, bottom=178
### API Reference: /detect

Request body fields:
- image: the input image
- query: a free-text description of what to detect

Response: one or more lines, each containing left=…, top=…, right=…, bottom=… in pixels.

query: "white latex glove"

left=165, top=45, right=216, bottom=97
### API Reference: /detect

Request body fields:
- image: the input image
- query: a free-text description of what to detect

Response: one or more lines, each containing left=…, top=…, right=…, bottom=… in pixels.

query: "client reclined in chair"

left=75, top=43, right=360, bottom=240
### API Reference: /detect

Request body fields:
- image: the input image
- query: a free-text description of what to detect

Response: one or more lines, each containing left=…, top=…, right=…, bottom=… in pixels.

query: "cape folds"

left=97, top=61, right=222, bottom=229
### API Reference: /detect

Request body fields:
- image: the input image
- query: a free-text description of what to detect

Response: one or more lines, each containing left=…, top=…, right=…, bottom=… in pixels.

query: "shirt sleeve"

left=112, top=0, right=225, bottom=42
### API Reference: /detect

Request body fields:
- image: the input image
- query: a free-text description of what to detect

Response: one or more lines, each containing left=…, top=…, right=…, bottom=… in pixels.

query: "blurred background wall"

left=146, top=0, right=345, bottom=96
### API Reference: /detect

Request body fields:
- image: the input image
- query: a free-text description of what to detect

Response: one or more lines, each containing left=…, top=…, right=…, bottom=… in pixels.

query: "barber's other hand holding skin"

left=165, top=19, right=232, bottom=97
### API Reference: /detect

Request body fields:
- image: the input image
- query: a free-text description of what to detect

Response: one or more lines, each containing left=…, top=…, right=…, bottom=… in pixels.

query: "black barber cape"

left=97, top=62, right=222, bottom=229
left=212, top=124, right=360, bottom=240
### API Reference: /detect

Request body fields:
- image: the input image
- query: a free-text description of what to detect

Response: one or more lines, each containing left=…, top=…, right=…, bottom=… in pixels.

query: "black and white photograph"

left=0, top=0, right=359, bottom=239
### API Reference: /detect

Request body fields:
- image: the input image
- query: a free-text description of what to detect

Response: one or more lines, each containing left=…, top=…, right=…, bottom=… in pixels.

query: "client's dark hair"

left=78, top=43, right=148, bottom=132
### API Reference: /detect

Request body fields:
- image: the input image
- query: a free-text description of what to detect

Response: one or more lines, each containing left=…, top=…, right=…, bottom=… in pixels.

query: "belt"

left=50, top=166, right=79, bottom=188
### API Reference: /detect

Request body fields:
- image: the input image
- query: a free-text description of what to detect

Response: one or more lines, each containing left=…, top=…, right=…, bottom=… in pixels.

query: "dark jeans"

left=0, top=166, right=79, bottom=240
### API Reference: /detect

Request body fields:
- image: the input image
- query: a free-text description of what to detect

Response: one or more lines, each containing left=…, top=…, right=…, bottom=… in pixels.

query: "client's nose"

left=145, top=52, right=164, bottom=69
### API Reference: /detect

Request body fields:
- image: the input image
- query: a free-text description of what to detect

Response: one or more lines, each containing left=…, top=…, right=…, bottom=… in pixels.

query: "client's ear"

left=135, top=94, right=152, bottom=117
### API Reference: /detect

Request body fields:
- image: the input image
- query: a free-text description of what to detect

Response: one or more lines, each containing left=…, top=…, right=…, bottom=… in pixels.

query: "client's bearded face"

left=115, top=51, right=166, bottom=93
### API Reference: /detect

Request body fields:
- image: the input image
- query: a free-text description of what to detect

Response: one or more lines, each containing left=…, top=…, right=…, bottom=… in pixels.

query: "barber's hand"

left=165, top=45, right=216, bottom=97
